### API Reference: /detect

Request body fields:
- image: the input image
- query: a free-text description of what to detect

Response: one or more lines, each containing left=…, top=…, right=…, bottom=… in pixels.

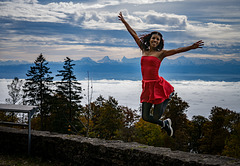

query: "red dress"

left=140, top=56, right=174, bottom=104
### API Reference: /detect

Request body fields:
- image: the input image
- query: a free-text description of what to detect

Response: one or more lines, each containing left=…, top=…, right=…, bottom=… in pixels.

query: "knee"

left=142, top=112, right=152, bottom=122
left=142, top=114, right=159, bottom=124
left=142, top=114, right=149, bottom=122
left=152, top=116, right=160, bottom=122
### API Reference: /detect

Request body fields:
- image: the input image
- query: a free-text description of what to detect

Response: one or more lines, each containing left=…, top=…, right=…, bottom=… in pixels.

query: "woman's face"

left=149, top=34, right=161, bottom=48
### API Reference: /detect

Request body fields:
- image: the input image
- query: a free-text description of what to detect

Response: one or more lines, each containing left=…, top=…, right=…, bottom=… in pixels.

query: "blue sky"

left=0, top=0, right=240, bottom=62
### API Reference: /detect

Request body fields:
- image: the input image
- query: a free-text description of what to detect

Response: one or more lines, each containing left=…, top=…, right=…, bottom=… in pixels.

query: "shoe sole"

left=166, top=118, right=172, bottom=126
left=166, top=118, right=173, bottom=137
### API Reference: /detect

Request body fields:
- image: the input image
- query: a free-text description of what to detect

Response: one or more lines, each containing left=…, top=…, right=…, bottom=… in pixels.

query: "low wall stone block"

left=0, top=126, right=240, bottom=166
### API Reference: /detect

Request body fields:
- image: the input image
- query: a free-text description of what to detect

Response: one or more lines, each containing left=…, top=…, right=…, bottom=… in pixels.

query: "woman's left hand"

left=192, top=40, right=204, bottom=49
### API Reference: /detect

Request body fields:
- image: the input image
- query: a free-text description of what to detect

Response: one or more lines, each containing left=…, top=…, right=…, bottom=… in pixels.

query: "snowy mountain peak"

left=78, top=57, right=96, bottom=65
left=98, top=56, right=116, bottom=63
left=81, top=57, right=94, bottom=62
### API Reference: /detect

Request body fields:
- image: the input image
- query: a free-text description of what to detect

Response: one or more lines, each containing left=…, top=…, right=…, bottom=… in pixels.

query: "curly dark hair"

left=140, top=31, right=164, bottom=51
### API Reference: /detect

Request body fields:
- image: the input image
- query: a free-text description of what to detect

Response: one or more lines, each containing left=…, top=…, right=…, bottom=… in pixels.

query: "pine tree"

left=22, top=53, right=53, bottom=130
left=56, top=57, right=82, bottom=124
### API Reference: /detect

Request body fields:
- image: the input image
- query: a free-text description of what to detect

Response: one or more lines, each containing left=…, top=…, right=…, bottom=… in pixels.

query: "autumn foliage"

left=2, top=54, right=240, bottom=159
left=30, top=93, right=240, bottom=158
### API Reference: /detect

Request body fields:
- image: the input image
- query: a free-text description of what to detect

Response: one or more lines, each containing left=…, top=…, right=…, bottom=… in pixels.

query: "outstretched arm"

left=162, top=40, right=204, bottom=57
left=118, top=12, right=143, bottom=50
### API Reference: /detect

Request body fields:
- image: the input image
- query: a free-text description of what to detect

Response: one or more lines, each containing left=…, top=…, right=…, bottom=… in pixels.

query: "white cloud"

left=96, top=0, right=183, bottom=5
left=0, top=0, right=68, bottom=23
left=186, top=22, right=240, bottom=47
left=73, top=9, right=188, bottom=31
left=2, top=79, right=237, bottom=119
left=1, top=0, right=240, bottom=61
left=0, top=38, right=141, bottom=62
left=0, top=0, right=190, bottom=31
left=1, top=0, right=238, bottom=39
left=0, top=79, right=239, bottom=118
left=120, top=0, right=184, bottom=4
left=95, top=80, right=240, bottom=119
left=169, top=53, right=240, bottom=61
left=187, top=22, right=232, bottom=38
left=132, top=10, right=187, bottom=31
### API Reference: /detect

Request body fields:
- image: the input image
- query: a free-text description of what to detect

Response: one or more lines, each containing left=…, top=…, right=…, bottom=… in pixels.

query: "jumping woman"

left=118, top=12, right=204, bottom=137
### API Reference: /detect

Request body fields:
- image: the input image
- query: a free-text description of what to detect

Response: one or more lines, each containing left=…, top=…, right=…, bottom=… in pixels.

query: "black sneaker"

left=162, top=118, right=173, bottom=137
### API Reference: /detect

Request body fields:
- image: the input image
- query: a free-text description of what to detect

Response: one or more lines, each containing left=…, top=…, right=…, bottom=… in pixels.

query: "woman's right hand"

left=118, top=12, right=143, bottom=50
left=118, top=12, right=125, bottom=23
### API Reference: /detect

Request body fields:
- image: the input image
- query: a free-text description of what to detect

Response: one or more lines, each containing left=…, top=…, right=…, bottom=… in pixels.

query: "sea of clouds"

left=1, top=79, right=239, bottom=119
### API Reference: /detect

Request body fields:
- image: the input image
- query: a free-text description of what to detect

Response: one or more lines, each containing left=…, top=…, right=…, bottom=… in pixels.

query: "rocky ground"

left=0, top=153, right=65, bottom=166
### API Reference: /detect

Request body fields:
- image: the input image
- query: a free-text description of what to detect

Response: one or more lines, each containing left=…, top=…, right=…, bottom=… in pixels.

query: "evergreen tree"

left=56, top=57, right=82, bottom=124
left=22, top=53, right=53, bottom=130
left=47, top=94, right=79, bottom=134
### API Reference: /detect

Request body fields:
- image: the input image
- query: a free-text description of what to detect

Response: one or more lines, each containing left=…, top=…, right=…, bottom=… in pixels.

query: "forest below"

left=1, top=54, right=240, bottom=159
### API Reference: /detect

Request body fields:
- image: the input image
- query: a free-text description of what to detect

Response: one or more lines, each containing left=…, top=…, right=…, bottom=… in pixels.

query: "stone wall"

left=0, top=126, right=240, bottom=166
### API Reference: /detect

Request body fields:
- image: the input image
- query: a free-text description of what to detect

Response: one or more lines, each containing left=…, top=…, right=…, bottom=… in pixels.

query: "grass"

left=0, top=153, right=65, bottom=166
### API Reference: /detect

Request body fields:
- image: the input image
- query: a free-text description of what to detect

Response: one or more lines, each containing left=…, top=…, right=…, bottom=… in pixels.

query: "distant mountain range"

left=0, top=56, right=240, bottom=81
